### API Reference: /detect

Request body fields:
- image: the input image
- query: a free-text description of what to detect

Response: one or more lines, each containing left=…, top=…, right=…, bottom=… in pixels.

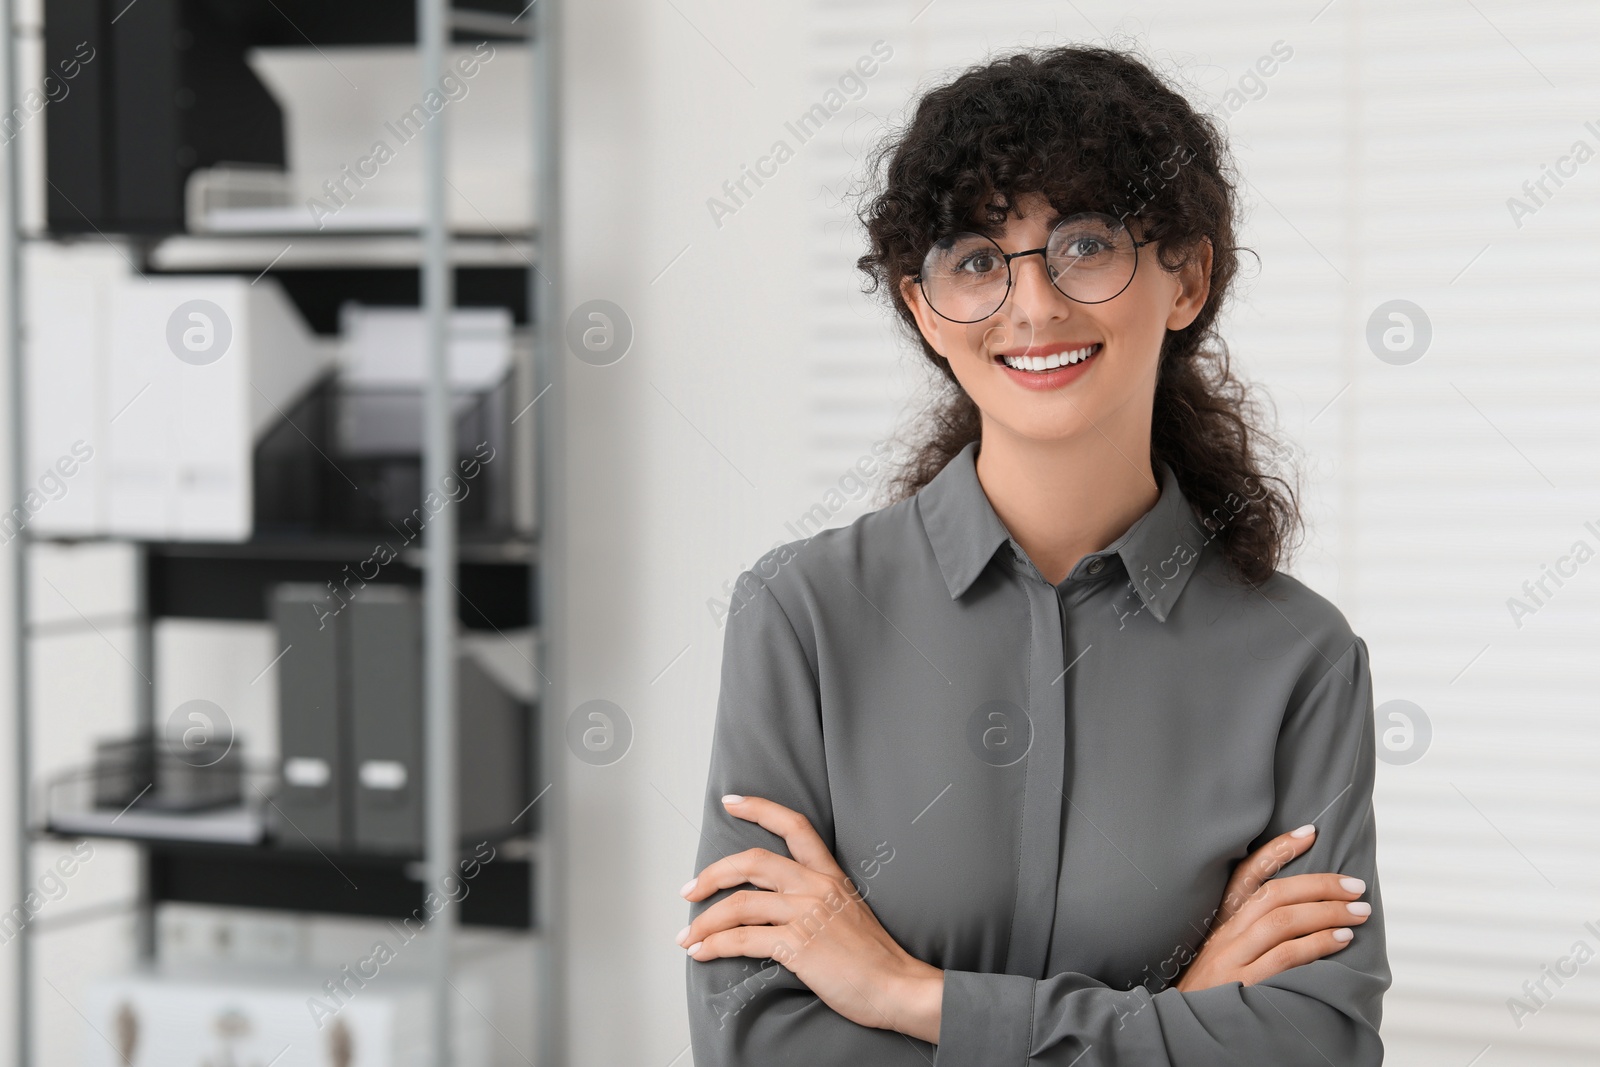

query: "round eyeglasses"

left=912, top=211, right=1154, bottom=323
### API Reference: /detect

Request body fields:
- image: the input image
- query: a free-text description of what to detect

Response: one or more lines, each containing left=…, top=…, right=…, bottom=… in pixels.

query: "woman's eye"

left=959, top=253, right=998, bottom=274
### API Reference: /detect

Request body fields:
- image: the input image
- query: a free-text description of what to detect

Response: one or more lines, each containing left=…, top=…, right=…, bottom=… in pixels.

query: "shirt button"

left=1086, top=557, right=1105, bottom=575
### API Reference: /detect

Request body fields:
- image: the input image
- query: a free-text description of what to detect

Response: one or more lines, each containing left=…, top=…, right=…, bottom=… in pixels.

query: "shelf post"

left=531, top=0, right=569, bottom=1063
left=418, top=0, right=458, bottom=1064
left=0, top=0, right=32, bottom=1062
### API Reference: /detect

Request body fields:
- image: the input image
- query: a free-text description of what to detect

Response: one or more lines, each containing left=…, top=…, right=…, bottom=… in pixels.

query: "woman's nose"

left=1007, top=251, right=1072, bottom=321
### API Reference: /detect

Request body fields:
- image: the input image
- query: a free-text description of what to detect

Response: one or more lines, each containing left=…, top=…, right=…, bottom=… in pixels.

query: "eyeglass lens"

left=919, top=212, right=1139, bottom=322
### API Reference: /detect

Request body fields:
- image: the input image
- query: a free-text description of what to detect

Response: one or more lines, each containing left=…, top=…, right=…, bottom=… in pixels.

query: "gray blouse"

left=685, top=439, right=1390, bottom=1065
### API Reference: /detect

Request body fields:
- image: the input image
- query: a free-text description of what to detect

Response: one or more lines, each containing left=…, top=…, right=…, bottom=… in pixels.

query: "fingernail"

left=1331, top=928, right=1354, bottom=942
left=722, top=794, right=744, bottom=805
left=675, top=925, right=692, bottom=946
left=1346, top=902, right=1371, bottom=917
left=1290, top=824, right=1315, bottom=838
left=679, top=879, right=696, bottom=898
left=686, top=941, right=704, bottom=956
left=1339, top=876, right=1365, bottom=893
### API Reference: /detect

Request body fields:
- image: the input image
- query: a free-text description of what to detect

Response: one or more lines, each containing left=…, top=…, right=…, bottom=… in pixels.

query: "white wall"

left=555, top=2, right=832, bottom=1063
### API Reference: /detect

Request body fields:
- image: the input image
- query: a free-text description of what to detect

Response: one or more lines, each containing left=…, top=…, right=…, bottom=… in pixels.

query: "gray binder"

left=457, top=652, right=529, bottom=844
left=349, top=585, right=425, bottom=853
left=348, top=585, right=530, bottom=854
left=270, top=583, right=349, bottom=849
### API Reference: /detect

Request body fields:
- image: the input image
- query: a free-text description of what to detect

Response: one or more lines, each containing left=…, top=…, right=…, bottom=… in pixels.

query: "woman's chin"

left=981, top=410, right=1108, bottom=445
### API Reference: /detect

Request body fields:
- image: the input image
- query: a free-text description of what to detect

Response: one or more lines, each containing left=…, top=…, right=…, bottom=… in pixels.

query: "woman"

left=680, top=43, right=1389, bottom=1065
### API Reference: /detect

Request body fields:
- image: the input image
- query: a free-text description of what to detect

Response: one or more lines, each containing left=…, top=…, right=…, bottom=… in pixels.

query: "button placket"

left=1000, top=569, right=1068, bottom=979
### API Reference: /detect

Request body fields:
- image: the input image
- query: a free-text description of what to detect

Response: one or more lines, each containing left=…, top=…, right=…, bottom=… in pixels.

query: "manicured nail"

left=1290, top=824, right=1315, bottom=838
left=722, top=794, right=744, bottom=805
left=1331, top=928, right=1354, bottom=942
left=686, top=941, right=704, bottom=956
left=1346, top=902, right=1371, bottom=917
left=675, top=925, right=691, bottom=946
left=679, top=879, right=696, bottom=898
left=1339, top=876, right=1365, bottom=893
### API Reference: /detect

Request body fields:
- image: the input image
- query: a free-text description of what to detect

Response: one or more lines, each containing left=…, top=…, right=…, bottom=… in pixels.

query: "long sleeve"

left=685, top=567, right=938, bottom=1066
left=935, top=635, right=1392, bottom=1066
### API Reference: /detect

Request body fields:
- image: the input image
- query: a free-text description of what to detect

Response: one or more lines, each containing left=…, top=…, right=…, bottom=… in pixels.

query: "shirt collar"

left=915, top=439, right=1207, bottom=622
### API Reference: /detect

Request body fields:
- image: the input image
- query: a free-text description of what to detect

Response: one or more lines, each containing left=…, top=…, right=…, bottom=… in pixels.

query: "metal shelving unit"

left=0, top=0, right=565, bottom=1063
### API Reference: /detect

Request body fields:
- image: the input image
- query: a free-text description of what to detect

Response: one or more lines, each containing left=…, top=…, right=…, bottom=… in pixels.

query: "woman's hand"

left=678, top=794, right=944, bottom=1044
left=1175, top=824, right=1371, bottom=993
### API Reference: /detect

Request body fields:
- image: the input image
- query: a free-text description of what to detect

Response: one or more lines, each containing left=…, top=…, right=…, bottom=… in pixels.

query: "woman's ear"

left=900, top=275, right=942, bottom=355
left=1165, top=235, right=1213, bottom=332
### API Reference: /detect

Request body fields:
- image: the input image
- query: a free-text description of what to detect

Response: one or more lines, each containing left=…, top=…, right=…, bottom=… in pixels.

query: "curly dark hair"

left=852, top=41, right=1302, bottom=585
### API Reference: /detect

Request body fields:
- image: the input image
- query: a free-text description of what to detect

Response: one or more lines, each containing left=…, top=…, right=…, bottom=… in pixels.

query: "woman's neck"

left=972, top=424, right=1161, bottom=586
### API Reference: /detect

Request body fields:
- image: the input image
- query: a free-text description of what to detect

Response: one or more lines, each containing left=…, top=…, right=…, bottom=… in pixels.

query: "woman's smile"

left=992, top=340, right=1103, bottom=390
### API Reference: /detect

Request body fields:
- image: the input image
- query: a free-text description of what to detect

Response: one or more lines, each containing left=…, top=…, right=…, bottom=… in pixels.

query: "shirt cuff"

left=935, top=969, right=1035, bottom=1066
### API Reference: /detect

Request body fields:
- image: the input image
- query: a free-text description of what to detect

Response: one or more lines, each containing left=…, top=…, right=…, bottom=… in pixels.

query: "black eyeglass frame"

left=911, top=212, right=1156, bottom=324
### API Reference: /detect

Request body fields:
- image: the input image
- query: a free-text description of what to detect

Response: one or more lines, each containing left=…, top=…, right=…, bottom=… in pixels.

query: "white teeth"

left=1000, top=343, right=1099, bottom=372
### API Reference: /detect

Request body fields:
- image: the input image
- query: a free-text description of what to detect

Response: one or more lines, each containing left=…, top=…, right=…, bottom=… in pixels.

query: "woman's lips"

left=994, top=341, right=1102, bottom=369
left=993, top=342, right=1103, bottom=389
